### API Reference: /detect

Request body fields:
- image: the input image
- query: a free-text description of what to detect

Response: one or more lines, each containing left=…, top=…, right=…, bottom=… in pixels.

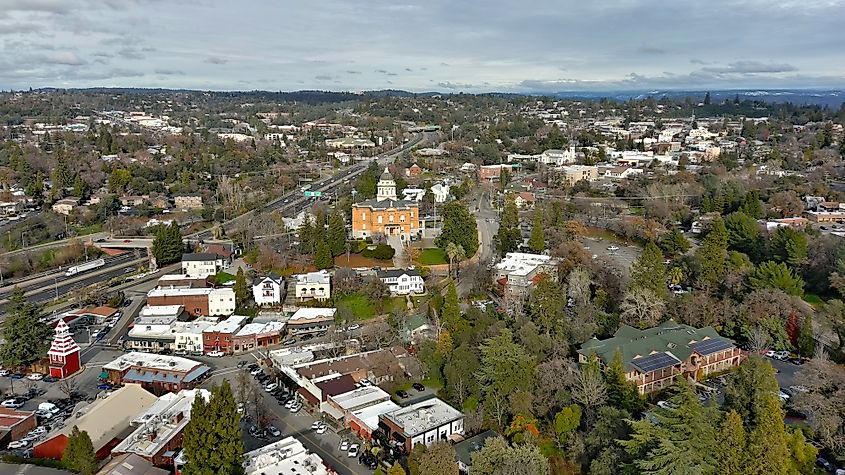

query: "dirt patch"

left=334, top=253, right=393, bottom=268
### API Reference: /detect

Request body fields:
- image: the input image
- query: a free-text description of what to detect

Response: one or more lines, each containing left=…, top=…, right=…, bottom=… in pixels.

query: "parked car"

left=779, top=390, right=791, bottom=402
left=7, top=439, right=29, bottom=450
left=765, top=350, right=777, bottom=358
left=42, top=375, right=57, bottom=383
left=347, top=444, right=360, bottom=458
left=10, top=373, right=23, bottom=379
left=237, top=402, right=244, bottom=414
left=0, top=369, right=9, bottom=377
left=284, top=399, right=296, bottom=409
left=773, top=350, right=790, bottom=360
left=267, top=426, right=281, bottom=437
left=347, top=324, right=360, bottom=331
left=607, top=245, right=620, bottom=252
left=316, top=423, right=327, bottom=434
left=289, top=403, right=302, bottom=413
left=97, top=383, right=113, bottom=390
left=1, top=398, right=25, bottom=408
left=788, top=357, right=805, bottom=366
left=264, top=383, right=279, bottom=392
left=237, top=360, right=247, bottom=368
left=249, top=367, right=262, bottom=376
left=339, top=440, right=349, bottom=451
left=206, top=350, right=225, bottom=357
left=412, top=383, right=425, bottom=392
left=817, top=457, right=835, bottom=472
left=657, top=400, right=677, bottom=410
left=396, top=390, right=409, bottom=399
left=26, top=372, right=43, bottom=381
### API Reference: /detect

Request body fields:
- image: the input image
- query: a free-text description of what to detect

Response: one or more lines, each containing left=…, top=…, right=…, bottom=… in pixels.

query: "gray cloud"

left=346, top=70, right=361, bottom=74
left=154, top=68, right=184, bottom=75
left=701, top=61, right=798, bottom=74
left=637, top=44, right=668, bottom=55
left=314, top=75, right=333, bottom=81
left=438, top=81, right=477, bottom=90
left=204, top=57, right=228, bottom=65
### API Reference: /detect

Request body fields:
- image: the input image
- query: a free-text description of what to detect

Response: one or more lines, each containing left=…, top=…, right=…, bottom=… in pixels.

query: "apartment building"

left=291, top=271, right=331, bottom=302
left=102, top=353, right=210, bottom=395
left=202, top=315, right=248, bottom=354
left=146, top=288, right=236, bottom=317
left=493, top=253, right=559, bottom=300
left=378, top=398, right=464, bottom=452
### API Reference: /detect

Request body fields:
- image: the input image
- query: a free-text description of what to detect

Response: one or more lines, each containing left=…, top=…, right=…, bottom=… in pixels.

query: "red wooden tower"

left=48, top=320, right=81, bottom=379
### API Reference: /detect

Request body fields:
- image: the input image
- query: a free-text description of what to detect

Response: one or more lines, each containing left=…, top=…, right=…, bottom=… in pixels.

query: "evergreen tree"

left=233, top=268, right=248, bottom=308
left=724, top=211, right=763, bottom=260
left=151, top=221, right=183, bottom=266
left=314, top=240, right=333, bottom=270
left=496, top=196, right=521, bottom=255
left=724, top=355, right=779, bottom=428
left=742, top=190, right=765, bottom=219
left=387, top=462, right=407, bottom=475
left=717, top=411, right=747, bottom=475
left=748, top=261, right=804, bottom=297
left=527, top=273, right=565, bottom=336
left=797, top=314, right=814, bottom=358
left=418, top=442, right=458, bottom=475
left=436, top=202, right=478, bottom=257
left=695, top=217, right=728, bottom=288
left=327, top=209, right=346, bottom=256
left=182, top=382, right=244, bottom=475
left=629, top=241, right=667, bottom=298
left=746, top=394, right=791, bottom=475
left=298, top=215, right=314, bottom=255
left=604, top=350, right=644, bottom=413
left=72, top=175, right=88, bottom=199
left=769, top=227, right=808, bottom=268
left=0, top=288, right=52, bottom=367
left=659, top=228, right=690, bottom=256
left=441, top=281, right=460, bottom=332
left=703, top=91, right=711, bottom=105
left=63, top=426, right=98, bottom=475
left=527, top=208, right=545, bottom=253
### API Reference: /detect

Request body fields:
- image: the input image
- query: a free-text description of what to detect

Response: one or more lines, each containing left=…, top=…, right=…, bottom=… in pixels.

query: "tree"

left=233, top=268, right=248, bottom=308
left=182, top=381, right=244, bottom=475
left=388, top=463, right=407, bottom=475
left=471, top=436, right=550, bottom=475
left=63, top=426, right=98, bottom=475
left=629, top=241, right=667, bottom=298
left=436, top=201, right=478, bottom=257
left=621, top=380, right=718, bottom=475
left=768, top=191, right=803, bottom=218
left=694, top=217, right=728, bottom=288
left=314, top=240, right=333, bottom=270
left=554, top=404, right=581, bottom=448
left=327, top=209, right=346, bottom=257
left=797, top=314, right=814, bottom=358
left=0, top=288, right=52, bottom=368
left=742, top=190, right=765, bottom=219
left=717, top=411, right=747, bottom=475
left=526, top=273, right=565, bottom=335
left=151, top=221, right=183, bottom=266
left=298, top=215, right=314, bottom=255
left=659, top=228, right=690, bottom=256
left=108, top=168, right=131, bottom=194
left=527, top=208, right=545, bottom=253
left=496, top=196, right=521, bottom=256
left=605, top=350, right=643, bottom=413
left=441, top=281, right=461, bottom=332
left=445, top=242, right=466, bottom=278
left=476, top=330, right=535, bottom=428
left=724, top=211, right=762, bottom=260
left=745, top=393, right=792, bottom=475
left=619, top=287, right=665, bottom=328
left=769, top=227, right=808, bottom=267
left=748, top=261, right=804, bottom=296
left=724, top=355, right=779, bottom=428
left=418, top=442, right=458, bottom=475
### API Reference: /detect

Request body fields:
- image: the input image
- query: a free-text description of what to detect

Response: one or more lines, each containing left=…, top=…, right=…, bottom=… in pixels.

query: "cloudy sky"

left=1, top=0, right=844, bottom=92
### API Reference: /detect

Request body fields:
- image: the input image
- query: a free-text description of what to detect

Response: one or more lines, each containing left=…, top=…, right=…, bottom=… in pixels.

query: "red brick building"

left=0, top=408, right=36, bottom=445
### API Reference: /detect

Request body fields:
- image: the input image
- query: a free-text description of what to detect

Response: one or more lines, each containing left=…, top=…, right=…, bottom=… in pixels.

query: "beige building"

left=557, top=165, right=598, bottom=187
left=174, top=195, right=203, bottom=210
left=51, top=197, right=80, bottom=215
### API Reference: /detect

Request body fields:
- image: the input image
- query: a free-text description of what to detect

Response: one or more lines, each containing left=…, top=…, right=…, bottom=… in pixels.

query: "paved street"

left=579, top=236, right=639, bottom=273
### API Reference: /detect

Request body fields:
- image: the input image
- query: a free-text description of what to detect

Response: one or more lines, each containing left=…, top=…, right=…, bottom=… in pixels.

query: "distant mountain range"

left=32, top=87, right=845, bottom=107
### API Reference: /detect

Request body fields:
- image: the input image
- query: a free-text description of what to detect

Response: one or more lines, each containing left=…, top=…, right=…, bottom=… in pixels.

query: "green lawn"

left=336, top=293, right=377, bottom=320
left=416, top=248, right=448, bottom=265
left=214, top=271, right=236, bottom=285
left=802, top=293, right=824, bottom=308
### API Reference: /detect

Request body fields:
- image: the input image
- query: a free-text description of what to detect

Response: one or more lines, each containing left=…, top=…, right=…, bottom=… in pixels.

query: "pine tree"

left=298, top=215, right=314, bottom=255
left=496, top=196, right=521, bottom=255
left=742, top=190, right=765, bottom=219
left=695, top=217, right=728, bottom=288
left=182, top=382, right=244, bottom=475
left=0, top=288, right=52, bottom=367
left=441, top=281, right=460, bottom=332
left=746, top=394, right=791, bottom=475
left=659, top=228, right=690, bottom=256
left=527, top=208, right=545, bottom=253
left=604, top=350, right=643, bottom=413
left=152, top=221, right=183, bottom=266
left=233, top=268, right=248, bottom=308
left=797, top=314, right=815, bottom=358
left=314, top=240, right=333, bottom=270
left=62, top=426, right=98, bottom=475
left=629, top=241, right=667, bottom=298
left=388, top=462, right=407, bottom=475
left=717, top=411, right=747, bottom=475
left=327, top=209, right=347, bottom=257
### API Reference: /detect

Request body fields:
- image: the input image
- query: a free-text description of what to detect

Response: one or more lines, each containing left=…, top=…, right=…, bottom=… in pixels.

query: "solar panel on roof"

left=631, top=352, right=681, bottom=373
left=690, top=338, right=733, bottom=356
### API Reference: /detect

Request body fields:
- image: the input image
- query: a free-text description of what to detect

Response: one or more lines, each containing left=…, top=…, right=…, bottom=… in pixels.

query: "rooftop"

left=454, top=430, right=500, bottom=466
left=236, top=321, right=285, bottom=337
left=112, top=389, right=210, bottom=458
left=104, top=352, right=204, bottom=374
left=376, top=268, right=422, bottom=279
left=494, top=252, right=557, bottom=277
left=291, top=270, right=330, bottom=286
left=181, top=252, right=218, bottom=262
left=329, top=385, right=391, bottom=412
left=139, top=305, right=184, bottom=317
left=381, top=397, right=463, bottom=437
left=243, top=436, right=329, bottom=475
left=288, top=308, right=336, bottom=323
left=205, top=315, right=248, bottom=334
left=97, top=453, right=169, bottom=475
left=351, top=400, right=401, bottom=433
left=578, top=320, right=735, bottom=373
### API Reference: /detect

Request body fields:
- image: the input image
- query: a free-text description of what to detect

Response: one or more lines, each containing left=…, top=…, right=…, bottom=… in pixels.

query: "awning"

left=99, top=371, right=108, bottom=379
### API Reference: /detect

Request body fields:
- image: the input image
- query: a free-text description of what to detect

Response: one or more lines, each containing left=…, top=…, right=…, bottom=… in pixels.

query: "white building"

left=252, top=274, right=284, bottom=306
left=112, top=388, right=210, bottom=465
left=286, top=308, right=337, bottom=335
left=430, top=183, right=450, bottom=203
left=146, top=287, right=237, bottom=317
left=539, top=146, right=577, bottom=166
left=379, top=397, right=464, bottom=451
left=376, top=268, right=425, bottom=295
left=402, top=188, right=426, bottom=202
left=243, top=436, right=329, bottom=475
left=291, top=270, right=331, bottom=302
left=180, top=253, right=220, bottom=278
left=494, top=252, right=559, bottom=300
left=173, top=320, right=215, bottom=355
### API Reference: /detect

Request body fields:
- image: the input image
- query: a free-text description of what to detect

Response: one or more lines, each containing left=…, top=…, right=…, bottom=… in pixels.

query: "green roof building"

left=577, top=320, right=743, bottom=394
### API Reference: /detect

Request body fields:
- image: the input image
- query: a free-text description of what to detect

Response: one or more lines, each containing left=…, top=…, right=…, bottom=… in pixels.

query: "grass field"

left=214, top=271, right=236, bottom=285
left=336, top=293, right=377, bottom=320
left=416, top=248, right=448, bottom=265
left=802, top=293, right=824, bottom=308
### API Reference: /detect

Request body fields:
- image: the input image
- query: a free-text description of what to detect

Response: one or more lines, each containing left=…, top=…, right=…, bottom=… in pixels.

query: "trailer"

left=64, top=258, right=106, bottom=277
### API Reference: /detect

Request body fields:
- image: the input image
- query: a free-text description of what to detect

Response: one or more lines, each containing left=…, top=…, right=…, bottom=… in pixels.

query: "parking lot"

left=579, top=236, right=640, bottom=273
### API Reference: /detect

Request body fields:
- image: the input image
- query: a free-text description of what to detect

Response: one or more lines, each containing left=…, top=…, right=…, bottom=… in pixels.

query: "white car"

left=289, top=404, right=301, bottom=413
left=237, top=402, right=244, bottom=414
left=284, top=399, right=295, bottom=409
left=607, top=245, right=620, bottom=252
left=8, top=439, right=29, bottom=450
left=206, top=350, right=225, bottom=357
left=765, top=350, right=777, bottom=358
left=779, top=390, right=791, bottom=402
left=1, top=398, right=25, bottom=409
left=339, top=440, right=349, bottom=451
left=311, top=421, right=322, bottom=430
left=249, top=367, right=262, bottom=376
left=657, top=400, right=677, bottom=410
left=316, top=423, right=327, bottom=434
left=29, top=426, right=47, bottom=436
left=264, top=383, right=279, bottom=392
left=27, top=373, right=44, bottom=381
left=0, top=369, right=9, bottom=376
left=347, top=324, right=360, bottom=331
left=267, top=426, right=281, bottom=437
left=347, top=444, right=360, bottom=457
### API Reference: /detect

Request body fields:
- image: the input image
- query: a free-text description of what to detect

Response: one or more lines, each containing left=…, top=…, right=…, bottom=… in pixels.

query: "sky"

left=1, top=0, right=844, bottom=93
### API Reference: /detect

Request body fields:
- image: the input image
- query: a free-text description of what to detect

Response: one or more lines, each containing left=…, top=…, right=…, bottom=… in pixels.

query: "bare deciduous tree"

left=58, top=377, right=79, bottom=399
left=619, top=287, right=665, bottom=328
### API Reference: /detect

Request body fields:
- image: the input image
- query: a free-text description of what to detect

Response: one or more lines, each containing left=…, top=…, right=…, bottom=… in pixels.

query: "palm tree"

left=445, top=242, right=466, bottom=278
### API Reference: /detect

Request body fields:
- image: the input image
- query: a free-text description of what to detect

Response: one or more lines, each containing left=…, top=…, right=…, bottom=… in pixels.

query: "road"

left=456, top=186, right=499, bottom=297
